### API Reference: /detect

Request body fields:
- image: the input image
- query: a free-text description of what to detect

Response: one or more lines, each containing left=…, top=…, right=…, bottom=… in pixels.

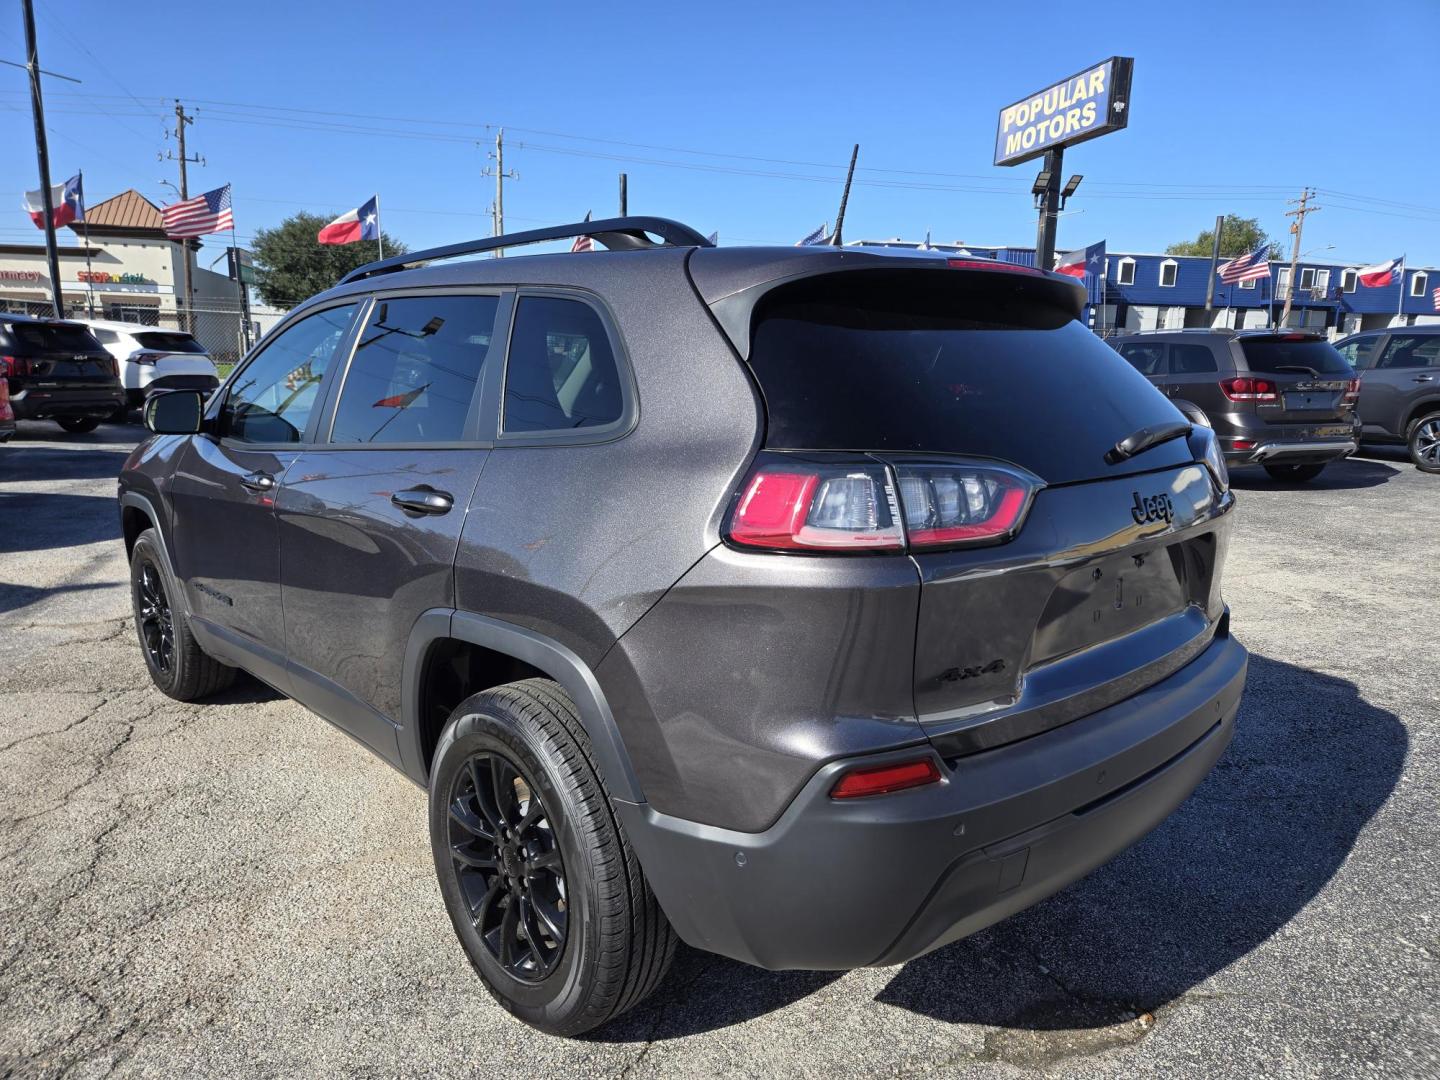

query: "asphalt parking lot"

left=0, top=420, right=1435, bottom=1079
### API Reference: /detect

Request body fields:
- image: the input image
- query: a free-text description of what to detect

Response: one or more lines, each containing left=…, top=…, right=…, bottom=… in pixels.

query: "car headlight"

left=1190, top=424, right=1228, bottom=493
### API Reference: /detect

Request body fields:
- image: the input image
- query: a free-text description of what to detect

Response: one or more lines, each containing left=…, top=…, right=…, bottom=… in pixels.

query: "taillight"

left=1343, top=378, right=1360, bottom=403
left=728, top=458, right=903, bottom=552
left=1220, top=376, right=1278, bottom=402
left=725, top=453, right=1039, bottom=554
left=830, top=757, right=943, bottom=799
left=0, top=355, right=33, bottom=378
left=893, top=461, right=1035, bottom=548
left=0, top=376, right=11, bottom=423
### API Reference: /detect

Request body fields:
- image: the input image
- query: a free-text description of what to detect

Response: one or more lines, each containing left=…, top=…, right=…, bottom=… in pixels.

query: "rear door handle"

left=391, top=486, right=454, bottom=516
left=240, top=470, right=275, bottom=493
left=1413, top=375, right=1435, bottom=383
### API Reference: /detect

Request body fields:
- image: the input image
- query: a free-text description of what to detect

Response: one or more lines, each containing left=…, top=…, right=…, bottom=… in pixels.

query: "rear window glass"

left=747, top=271, right=1191, bottom=485
left=133, top=331, right=207, bottom=353
left=5, top=322, right=103, bottom=354
left=1240, top=338, right=1351, bottom=375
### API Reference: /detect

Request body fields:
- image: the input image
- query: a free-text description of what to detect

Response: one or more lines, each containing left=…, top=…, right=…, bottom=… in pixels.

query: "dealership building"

left=855, top=239, right=1440, bottom=336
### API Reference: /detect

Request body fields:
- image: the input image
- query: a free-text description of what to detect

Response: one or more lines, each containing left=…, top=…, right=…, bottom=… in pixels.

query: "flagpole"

left=375, top=194, right=384, bottom=260
left=79, top=170, right=95, bottom=318
left=1396, top=256, right=1405, bottom=325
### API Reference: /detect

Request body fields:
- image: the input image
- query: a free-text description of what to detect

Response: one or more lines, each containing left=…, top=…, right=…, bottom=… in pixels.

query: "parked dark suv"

left=118, top=219, right=1248, bottom=1035
left=0, top=314, right=125, bottom=433
left=1334, top=326, right=1440, bottom=472
left=1113, top=329, right=1359, bottom=482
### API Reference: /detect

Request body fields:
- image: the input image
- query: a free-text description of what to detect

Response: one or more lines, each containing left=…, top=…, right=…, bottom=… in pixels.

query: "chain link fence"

left=1, top=298, right=255, bottom=368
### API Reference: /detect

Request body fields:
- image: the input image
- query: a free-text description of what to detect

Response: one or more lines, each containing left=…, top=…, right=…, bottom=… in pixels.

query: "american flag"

left=1218, top=244, right=1271, bottom=284
left=795, top=223, right=828, bottom=246
left=1433, top=286, right=1440, bottom=312
left=161, top=184, right=234, bottom=238
left=570, top=210, right=594, bottom=253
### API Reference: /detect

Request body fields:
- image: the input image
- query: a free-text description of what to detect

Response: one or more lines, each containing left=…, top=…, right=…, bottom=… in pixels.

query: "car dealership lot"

left=0, top=422, right=1434, bottom=1079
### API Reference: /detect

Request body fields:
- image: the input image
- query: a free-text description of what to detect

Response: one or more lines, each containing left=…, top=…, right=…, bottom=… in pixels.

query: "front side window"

left=502, top=296, right=624, bottom=434
left=1377, top=335, right=1440, bottom=370
left=1336, top=335, right=1381, bottom=370
left=329, top=295, right=499, bottom=444
left=222, top=304, right=357, bottom=444
left=1117, top=342, right=1166, bottom=375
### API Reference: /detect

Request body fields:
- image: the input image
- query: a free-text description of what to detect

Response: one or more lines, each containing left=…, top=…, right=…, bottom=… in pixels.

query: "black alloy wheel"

left=136, top=561, right=176, bottom=676
left=447, top=750, right=568, bottom=982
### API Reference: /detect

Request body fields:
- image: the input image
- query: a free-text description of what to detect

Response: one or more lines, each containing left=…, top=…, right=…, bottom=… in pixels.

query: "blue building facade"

left=852, top=239, right=1439, bottom=337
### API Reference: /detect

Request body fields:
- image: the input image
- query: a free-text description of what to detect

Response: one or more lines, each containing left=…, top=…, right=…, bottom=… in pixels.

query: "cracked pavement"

left=1, top=422, right=1436, bottom=1078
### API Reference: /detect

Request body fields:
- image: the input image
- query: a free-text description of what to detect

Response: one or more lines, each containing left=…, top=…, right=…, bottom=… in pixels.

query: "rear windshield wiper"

left=1105, top=419, right=1192, bottom=465
left=1274, top=364, right=1320, bottom=377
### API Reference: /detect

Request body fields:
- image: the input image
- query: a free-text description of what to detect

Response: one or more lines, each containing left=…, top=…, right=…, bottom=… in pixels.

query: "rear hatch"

left=3, top=320, right=117, bottom=390
left=702, top=258, right=1229, bottom=754
left=1235, top=334, right=1357, bottom=439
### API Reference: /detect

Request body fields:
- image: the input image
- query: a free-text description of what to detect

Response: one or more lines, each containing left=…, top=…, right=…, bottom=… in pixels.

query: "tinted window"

left=5, top=322, right=104, bottom=354
left=1171, top=343, right=1219, bottom=374
left=747, top=271, right=1191, bottom=485
left=1117, top=342, right=1166, bottom=375
left=1336, top=335, right=1381, bottom=370
left=503, top=297, right=623, bottom=433
left=1239, top=338, right=1352, bottom=375
left=1376, top=335, right=1440, bottom=370
left=223, top=304, right=356, bottom=444
left=330, top=296, right=498, bottom=444
left=133, top=331, right=207, bottom=354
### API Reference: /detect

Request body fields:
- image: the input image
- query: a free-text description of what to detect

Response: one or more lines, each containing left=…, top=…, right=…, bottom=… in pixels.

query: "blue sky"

left=2, top=0, right=1438, bottom=267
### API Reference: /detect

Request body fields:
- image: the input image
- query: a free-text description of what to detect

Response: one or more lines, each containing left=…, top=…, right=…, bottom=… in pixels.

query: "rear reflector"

left=1232, top=439, right=1256, bottom=451
left=830, top=757, right=943, bottom=799
left=1220, top=376, right=1278, bottom=402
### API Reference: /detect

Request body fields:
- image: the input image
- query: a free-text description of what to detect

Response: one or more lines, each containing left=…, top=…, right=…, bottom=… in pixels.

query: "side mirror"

left=144, top=389, right=205, bottom=435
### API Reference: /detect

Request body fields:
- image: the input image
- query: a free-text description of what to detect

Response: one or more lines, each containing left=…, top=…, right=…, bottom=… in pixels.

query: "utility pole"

left=165, top=101, right=203, bottom=333
left=1204, top=214, right=1225, bottom=316
left=482, top=129, right=518, bottom=256
left=21, top=0, right=64, bottom=317
left=619, top=172, right=628, bottom=216
left=1279, top=188, right=1320, bottom=329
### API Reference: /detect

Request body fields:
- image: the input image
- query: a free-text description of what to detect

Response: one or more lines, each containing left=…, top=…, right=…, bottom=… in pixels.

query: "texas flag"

left=1357, top=256, right=1403, bottom=288
left=317, top=195, right=379, bottom=245
left=1056, top=241, right=1105, bottom=281
left=23, top=173, right=83, bottom=229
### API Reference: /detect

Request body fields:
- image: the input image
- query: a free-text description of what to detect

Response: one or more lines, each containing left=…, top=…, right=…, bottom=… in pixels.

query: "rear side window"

left=1170, top=343, right=1219, bottom=374
left=747, top=271, right=1191, bottom=485
left=133, top=331, right=207, bottom=353
left=224, top=304, right=356, bottom=444
left=502, top=297, right=623, bottom=434
left=1117, top=342, right=1166, bottom=375
left=1239, top=338, right=1352, bottom=375
left=5, top=322, right=103, bottom=354
left=330, top=295, right=499, bottom=444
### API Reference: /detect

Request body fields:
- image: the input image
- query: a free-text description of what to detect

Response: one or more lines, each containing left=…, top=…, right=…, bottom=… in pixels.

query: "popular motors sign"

left=994, top=57, right=1133, bottom=167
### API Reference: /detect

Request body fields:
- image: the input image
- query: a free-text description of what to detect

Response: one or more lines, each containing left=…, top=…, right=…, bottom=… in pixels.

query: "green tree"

left=1165, top=216, right=1279, bottom=260
left=252, top=212, right=406, bottom=309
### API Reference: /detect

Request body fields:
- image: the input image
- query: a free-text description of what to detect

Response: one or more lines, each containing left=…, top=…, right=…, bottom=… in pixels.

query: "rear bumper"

left=9, top=386, right=125, bottom=419
left=1228, top=438, right=1356, bottom=465
left=617, top=627, right=1247, bottom=970
left=126, top=374, right=219, bottom=406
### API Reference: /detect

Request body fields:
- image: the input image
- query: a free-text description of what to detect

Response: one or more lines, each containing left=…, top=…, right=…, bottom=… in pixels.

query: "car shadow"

left=1229, top=457, right=1399, bottom=490
left=1, top=441, right=134, bottom=483
left=0, top=579, right=117, bottom=616
left=590, top=652, right=1404, bottom=1042
left=0, top=492, right=122, bottom=552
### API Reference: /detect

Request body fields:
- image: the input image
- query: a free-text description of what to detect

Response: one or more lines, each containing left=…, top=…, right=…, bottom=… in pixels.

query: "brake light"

left=726, top=454, right=1039, bottom=554
left=729, top=462, right=903, bottom=552
left=1220, top=376, right=1278, bottom=402
left=946, top=258, right=1043, bottom=276
left=0, top=376, right=11, bottom=423
left=0, top=355, right=33, bottom=378
left=831, top=757, right=943, bottom=799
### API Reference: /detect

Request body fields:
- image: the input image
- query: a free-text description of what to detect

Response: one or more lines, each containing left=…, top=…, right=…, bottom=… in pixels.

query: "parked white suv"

left=74, top=318, right=221, bottom=413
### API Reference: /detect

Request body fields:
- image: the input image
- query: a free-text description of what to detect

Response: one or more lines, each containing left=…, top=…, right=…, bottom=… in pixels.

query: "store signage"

left=994, top=57, right=1134, bottom=167
left=0, top=269, right=43, bottom=283
left=77, top=271, right=153, bottom=285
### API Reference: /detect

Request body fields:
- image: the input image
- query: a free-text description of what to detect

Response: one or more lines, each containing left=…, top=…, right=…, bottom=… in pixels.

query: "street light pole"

left=21, top=0, right=63, bottom=317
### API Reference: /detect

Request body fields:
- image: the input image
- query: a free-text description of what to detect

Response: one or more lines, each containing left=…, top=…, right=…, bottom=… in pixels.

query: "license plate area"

left=1313, top=424, right=1353, bottom=439
left=1283, top=391, right=1340, bottom=411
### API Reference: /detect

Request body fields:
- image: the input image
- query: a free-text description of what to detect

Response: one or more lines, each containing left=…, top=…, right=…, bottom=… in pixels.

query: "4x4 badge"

left=1130, top=491, right=1174, bottom=525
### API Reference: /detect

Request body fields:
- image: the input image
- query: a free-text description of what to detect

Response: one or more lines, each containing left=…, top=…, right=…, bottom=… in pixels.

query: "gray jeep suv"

left=1113, top=329, right=1359, bottom=482
left=1334, top=326, right=1440, bottom=472
left=118, top=218, right=1248, bottom=1035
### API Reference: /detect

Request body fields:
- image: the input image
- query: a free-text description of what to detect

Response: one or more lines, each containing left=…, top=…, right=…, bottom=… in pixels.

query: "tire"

left=129, top=529, right=237, bottom=701
left=56, top=417, right=99, bottom=433
left=1407, top=412, right=1440, bottom=473
left=429, top=679, right=677, bottom=1036
left=1263, top=462, right=1325, bottom=483
left=106, top=405, right=132, bottom=424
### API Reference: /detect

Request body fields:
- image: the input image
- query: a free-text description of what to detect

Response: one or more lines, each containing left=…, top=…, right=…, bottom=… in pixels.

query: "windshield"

left=1240, top=338, right=1352, bottom=376
left=746, top=270, right=1192, bottom=485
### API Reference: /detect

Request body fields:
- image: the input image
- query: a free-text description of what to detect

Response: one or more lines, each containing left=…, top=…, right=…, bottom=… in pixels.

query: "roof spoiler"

left=338, top=216, right=714, bottom=285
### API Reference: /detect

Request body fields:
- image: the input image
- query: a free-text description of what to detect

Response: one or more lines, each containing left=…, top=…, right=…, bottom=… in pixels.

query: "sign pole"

left=1034, top=148, right=1062, bottom=270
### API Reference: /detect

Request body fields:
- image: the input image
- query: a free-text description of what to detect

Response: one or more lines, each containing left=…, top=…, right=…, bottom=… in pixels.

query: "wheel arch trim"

left=118, top=490, right=190, bottom=618
left=400, top=608, right=645, bottom=803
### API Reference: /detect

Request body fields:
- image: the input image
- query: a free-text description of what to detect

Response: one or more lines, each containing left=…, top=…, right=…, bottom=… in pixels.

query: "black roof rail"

left=338, top=215, right=714, bottom=285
